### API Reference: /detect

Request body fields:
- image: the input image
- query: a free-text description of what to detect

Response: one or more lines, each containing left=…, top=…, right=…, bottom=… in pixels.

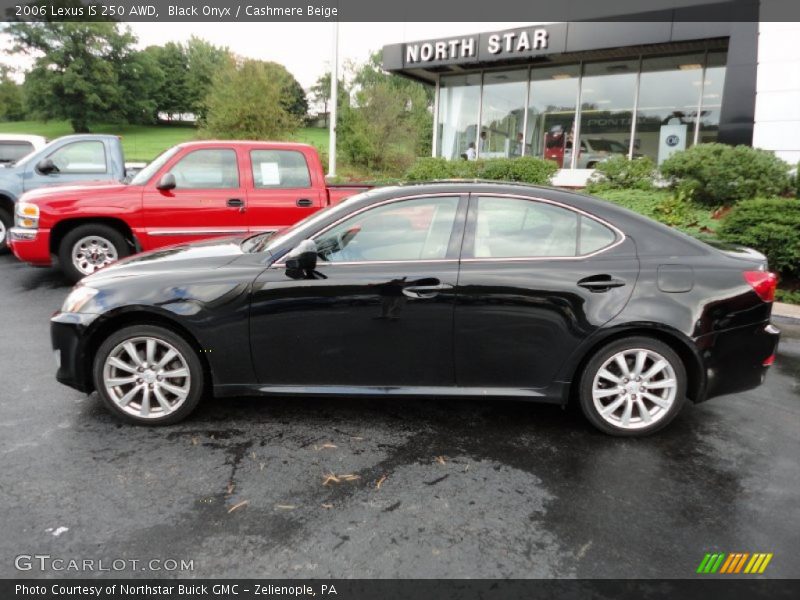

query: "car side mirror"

left=36, top=158, right=58, bottom=175
left=156, top=173, right=176, bottom=191
left=285, top=239, right=318, bottom=272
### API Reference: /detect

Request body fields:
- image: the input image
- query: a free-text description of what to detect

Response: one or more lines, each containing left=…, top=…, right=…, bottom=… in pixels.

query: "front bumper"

left=51, top=311, right=99, bottom=393
left=10, top=227, right=52, bottom=266
left=701, top=320, right=780, bottom=400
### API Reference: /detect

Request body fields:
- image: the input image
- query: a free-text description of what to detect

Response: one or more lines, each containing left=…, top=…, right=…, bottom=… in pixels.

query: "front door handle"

left=296, top=198, right=314, bottom=207
left=227, top=198, right=244, bottom=207
left=402, top=283, right=453, bottom=299
left=577, top=275, right=626, bottom=293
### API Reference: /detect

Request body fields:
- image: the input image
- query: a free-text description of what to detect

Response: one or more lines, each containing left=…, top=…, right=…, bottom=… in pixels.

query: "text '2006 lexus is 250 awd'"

left=51, top=182, right=780, bottom=436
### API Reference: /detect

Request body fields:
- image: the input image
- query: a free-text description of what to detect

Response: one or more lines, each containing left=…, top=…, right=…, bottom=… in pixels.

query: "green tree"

left=115, top=48, right=165, bottom=124
left=7, top=15, right=144, bottom=132
left=144, top=42, right=190, bottom=119
left=0, top=67, right=25, bottom=121
left=284, top=75, right=309, bottom=121
left=338, top=51, right=433, bottom=172
left=184, top=36, right=230, bottom=122
left=201, top=58, right=301, bottom=140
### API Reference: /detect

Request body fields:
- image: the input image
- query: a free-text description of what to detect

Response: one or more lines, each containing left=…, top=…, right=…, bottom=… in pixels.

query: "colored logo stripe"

left=697, top=552, right=773, bottom=574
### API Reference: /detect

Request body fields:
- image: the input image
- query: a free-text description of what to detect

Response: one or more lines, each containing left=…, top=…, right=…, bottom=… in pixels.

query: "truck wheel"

left=0, top=206, right=11, bottom=254
left=59, top=224, right=131, bottom=283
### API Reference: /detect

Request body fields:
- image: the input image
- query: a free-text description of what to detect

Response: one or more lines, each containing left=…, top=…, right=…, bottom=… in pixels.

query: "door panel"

left=454, top=194, right=639, bottom=390
left=248, top=194, right=467, bottom=389
left=245, top=149, right=323, bottom=233
left=141, top=147, right=247, bottom=248
left=250, top=262, right=459, bottom=387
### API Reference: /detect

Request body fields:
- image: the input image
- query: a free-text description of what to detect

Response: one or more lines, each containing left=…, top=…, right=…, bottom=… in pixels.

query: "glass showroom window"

left=437, top=74, right=481, bottom=160
left=479, top=70, right=528, bottom=158
left=697, top=52, right=727, bottom=144
left=574, top=59, right=639, bottom=169
left=637, top=53, right=706, bottom=165
left=527, top=64, right=580, bottom=167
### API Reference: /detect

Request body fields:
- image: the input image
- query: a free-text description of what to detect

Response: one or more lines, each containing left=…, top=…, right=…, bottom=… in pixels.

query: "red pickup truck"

left=10, top=141, right=370, bottom=282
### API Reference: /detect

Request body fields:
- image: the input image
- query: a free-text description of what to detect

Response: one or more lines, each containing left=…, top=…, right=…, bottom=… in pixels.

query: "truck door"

left=23, top=139, right=112, bottom=191
left=141, top=146, right=248, bottom=249
left=244, top=148, right=325, bottom=235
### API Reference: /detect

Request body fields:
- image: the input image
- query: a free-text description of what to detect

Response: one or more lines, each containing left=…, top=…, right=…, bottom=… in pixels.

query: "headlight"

left=61, top=286, right=99, bottom=313
left=15, top=202, right=40, bottom=229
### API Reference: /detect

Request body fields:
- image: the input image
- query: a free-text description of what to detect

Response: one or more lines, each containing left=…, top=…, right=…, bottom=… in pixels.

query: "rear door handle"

left=402, top=283, right=453, bottom=299
left=296, top=198, right=314, bottom=207
left=577, top=275, right=626, bottom=293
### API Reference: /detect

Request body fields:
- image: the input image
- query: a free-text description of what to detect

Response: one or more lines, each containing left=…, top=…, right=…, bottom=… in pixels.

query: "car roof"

left=0, top=134, right=47, bottom=144
left=177, top=140, right=315, bottom=150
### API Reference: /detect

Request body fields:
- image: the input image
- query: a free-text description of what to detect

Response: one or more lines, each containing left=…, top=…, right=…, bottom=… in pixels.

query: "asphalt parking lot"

left=1, top=252, right=798, bottom=579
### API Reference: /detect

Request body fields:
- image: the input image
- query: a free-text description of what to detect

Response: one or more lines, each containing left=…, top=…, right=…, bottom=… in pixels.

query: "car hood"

left=20, top=180, right=129, bottom=202
left=84, top=236, right=251, bottom=284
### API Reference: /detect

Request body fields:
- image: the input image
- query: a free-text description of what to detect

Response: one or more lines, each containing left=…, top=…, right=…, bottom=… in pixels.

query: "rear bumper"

left=51, top=312, right=98, bottom=393
left=10, top=227, right=52, bottom=266
left=700, top=320, right=780, bottom=401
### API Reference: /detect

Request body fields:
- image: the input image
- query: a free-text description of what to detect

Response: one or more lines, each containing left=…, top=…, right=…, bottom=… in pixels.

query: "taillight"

left=743, top=271, right=778, bottom=302
left=763, top=354, right=776, bottom=366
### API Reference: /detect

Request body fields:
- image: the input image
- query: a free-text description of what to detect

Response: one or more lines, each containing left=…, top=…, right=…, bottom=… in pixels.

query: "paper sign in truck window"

left=260, top=162, right=281, bottom=186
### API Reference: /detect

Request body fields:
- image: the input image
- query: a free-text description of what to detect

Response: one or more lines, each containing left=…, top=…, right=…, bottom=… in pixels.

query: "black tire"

left=0, top=206, right=12, bottom=254
left=58, top=223, right=131, bottom=283
left=93, top=324, right=204, bottom=425
left=578, top=336, right=686, bottom=436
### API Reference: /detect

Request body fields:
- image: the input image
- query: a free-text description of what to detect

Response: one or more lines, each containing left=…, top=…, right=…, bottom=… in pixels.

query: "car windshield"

left=128, top=146, right=181, bottom=186
left=243, top=188, right=389, bottom=254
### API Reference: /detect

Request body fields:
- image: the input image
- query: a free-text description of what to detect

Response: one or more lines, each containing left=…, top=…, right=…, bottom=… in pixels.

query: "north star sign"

left=404, top=27, right=550, bottom=66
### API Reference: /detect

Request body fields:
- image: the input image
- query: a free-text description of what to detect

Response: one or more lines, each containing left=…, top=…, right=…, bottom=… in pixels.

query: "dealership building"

left=382, top=4, right=799, bottom=184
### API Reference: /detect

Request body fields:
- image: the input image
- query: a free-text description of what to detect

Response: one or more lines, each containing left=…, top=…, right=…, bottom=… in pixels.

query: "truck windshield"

left=128, top=146, right=181, bottom=186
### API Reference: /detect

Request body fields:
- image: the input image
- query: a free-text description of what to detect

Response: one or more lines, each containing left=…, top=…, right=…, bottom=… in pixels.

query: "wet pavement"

left=1, top=253, right=798, bottom=579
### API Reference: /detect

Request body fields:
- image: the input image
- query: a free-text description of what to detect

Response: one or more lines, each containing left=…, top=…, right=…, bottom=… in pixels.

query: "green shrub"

left=586, top=155, right=656, bottom=192
left=775, top=289, right=800, bottom=305
left=659, top=143, right=792, bottom=206
left=404, top=156, right=557, bottom=185
left=718, top=198, right=800, bottom=274
left=592, top=189, right=717, bottom=235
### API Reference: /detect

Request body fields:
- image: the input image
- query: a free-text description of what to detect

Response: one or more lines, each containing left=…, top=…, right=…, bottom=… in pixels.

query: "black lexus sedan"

left=51, top=182, right=780, bottom=436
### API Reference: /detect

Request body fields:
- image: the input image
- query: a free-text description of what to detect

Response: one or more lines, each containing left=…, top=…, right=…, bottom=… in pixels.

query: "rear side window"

left=169, top=149, right=239, bottom=189
left=48, top=141, right=107, bottom=174
left=0, top=141, right=33, bottom=164
left=472, top=196, right=617, bottom=258
left=251, top=150, right=311, bottom=189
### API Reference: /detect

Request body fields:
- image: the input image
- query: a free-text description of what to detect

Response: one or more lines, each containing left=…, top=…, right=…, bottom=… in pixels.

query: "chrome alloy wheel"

left=591, top=348, right=678, bottom=430
left=71, top=235, right=118, bottom=275
left=102, top=336, right=191, bottom=419
left=0, top=218, right=6, bottom=246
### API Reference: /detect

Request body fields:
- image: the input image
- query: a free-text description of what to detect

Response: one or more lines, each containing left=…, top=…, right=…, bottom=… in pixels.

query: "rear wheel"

left=579, top=336, right=686, bottom=436
left=93, top=325, right=204, bottom=425
left=0, top=206, right=11, bottom=254
left=58, top=223, right=131, bottom=282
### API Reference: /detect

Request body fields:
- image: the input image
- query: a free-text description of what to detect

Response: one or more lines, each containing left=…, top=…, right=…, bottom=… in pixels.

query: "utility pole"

left=328, top=21, right=339, bottom=178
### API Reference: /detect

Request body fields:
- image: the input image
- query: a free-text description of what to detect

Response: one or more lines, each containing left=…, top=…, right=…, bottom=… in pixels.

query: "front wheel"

left=58, top=223, right=131, bottom=283
left=0, top=206, right=12, bottom=254
left=579, top=336, right=686, bottom=436
left=93, top=325, right=205, bottom=425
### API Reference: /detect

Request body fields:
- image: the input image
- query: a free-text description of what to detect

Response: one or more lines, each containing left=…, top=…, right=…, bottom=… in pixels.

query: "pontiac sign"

left=402, top=25, right=562, bottom=67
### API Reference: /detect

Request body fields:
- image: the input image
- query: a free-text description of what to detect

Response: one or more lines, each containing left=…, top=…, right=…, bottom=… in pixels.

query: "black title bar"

left=1, top=0, right=799, bottom=23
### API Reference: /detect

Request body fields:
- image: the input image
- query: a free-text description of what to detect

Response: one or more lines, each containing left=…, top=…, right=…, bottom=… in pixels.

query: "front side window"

left=169, top=149, right=239, bottom=189
left=251, top=150, right=311, bottom=189
left=315, top=196, right=460, bottom=263
left=48, top=141, right=106, bottom=174
left=0, top=141, right=34, bottom=164
left=471, top=196, right=617, bottom=258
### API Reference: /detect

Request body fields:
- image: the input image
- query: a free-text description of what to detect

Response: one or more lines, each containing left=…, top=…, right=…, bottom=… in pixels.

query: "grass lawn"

left=0, top=120, right=330, bottom=163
